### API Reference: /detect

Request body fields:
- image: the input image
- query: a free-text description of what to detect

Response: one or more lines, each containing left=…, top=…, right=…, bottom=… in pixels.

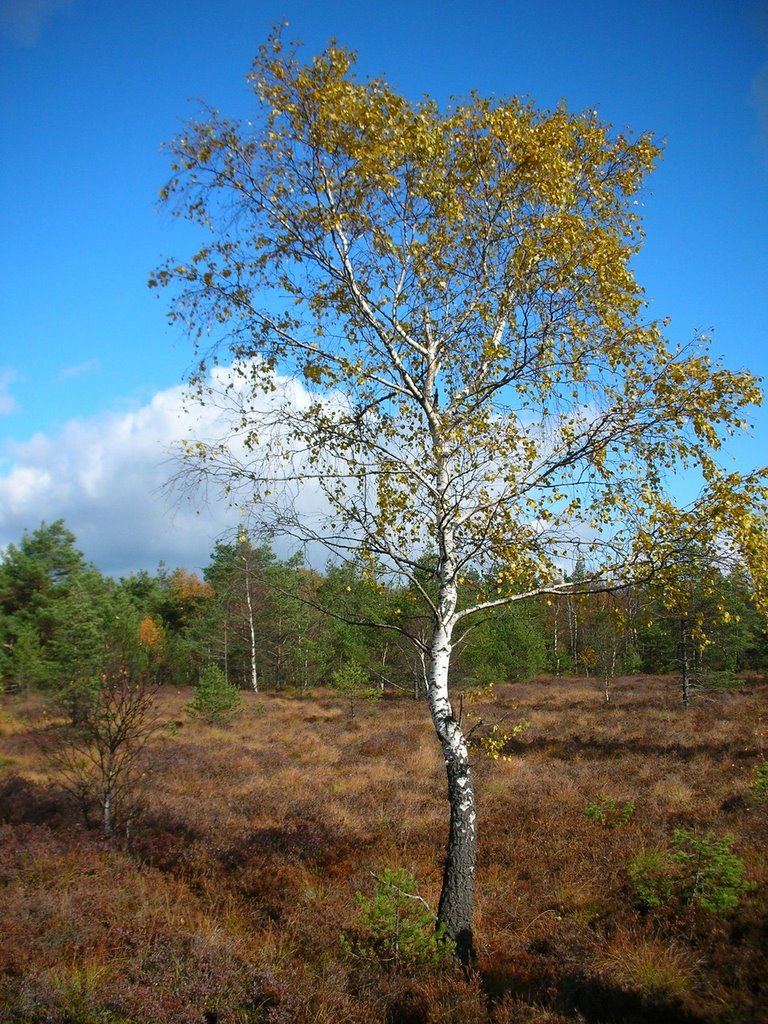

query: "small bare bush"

left=44, top=662, right=159, bottom=836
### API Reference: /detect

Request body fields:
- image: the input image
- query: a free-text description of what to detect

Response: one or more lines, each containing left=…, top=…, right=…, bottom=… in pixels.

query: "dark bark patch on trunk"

left=437, top=744, right=477, bottom=967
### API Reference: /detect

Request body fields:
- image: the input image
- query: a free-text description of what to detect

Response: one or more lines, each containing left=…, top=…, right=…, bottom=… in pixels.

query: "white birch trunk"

left=102, top=750, right=115, bottom=835
left=244, top=571, right=259, bottom=693
left=427, top=528, right=477, bottom=965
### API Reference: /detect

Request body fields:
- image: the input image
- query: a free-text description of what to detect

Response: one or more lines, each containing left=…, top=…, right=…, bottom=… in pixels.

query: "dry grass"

left=593, top=934, right=698, bottom=999
left=0, top=674, right=766, bottom=1023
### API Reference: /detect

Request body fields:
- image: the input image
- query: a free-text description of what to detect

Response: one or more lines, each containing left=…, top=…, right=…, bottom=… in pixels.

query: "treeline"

left=1, top=520, right=767, bottom=699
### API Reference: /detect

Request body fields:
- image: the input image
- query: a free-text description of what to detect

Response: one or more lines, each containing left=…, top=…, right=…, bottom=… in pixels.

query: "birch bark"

left=427, top=612, right=477, bottom=965
left=426, top=497, right=477, bottom=963
left=244, top=570, right=259, bottom=693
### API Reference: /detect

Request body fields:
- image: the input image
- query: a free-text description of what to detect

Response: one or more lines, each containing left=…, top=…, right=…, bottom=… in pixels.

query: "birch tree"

left=152, top=31, right=768, bottom=963
left=205, top=538, right=266, bottom=691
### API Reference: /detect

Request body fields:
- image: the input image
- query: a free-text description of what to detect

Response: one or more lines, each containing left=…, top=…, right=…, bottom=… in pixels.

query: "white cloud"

left=0, top=370, right=19, bottom=416
left=0, top=370, right=335, bottom=578
left=0, top=0, right=73, bottom=46
left=0, top=381, right=241, bottom=578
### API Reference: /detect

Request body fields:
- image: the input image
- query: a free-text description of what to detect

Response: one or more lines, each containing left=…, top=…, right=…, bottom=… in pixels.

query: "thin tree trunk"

left=568, top=596, right=579, bottom=666
left=244, top=572, right=259, bottom=693
left=437, top=732, right=476, bottom=966
left=223, top=621, right=229, bottom=682
left=680, top=617, right=691, bottom=708
left=102, top=749, right=115, bottom=835
left=103, top=787, right=112, bottom=835
left=603, top=644, right=617, bottom=703
left=427, top=615, right=476, bottom=966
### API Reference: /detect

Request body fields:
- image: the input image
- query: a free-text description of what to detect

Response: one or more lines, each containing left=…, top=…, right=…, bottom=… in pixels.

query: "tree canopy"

left=153, top=32, right=767, bottom=612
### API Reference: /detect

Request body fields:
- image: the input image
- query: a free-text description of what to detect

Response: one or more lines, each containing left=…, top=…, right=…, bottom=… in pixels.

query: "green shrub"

left=670, top=829, right=752, bottom=914
left=584, top=795, right=635, bottom=829
left=630, top=830, right=751, bottom=914
left=629, top=846, right=674, bottom=909
left=341, top=868, right=453, bottom=971
left=698, top=670, right=742, bottom=692
left=750, top=760, right=768, bottom=801
left=331, top=661, right=381, bottom=717
left=188, top=666, right=242, bottom=725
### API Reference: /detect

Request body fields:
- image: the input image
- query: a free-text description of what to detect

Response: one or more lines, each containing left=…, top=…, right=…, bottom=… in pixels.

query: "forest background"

left=2, top=519, right=767, bottom=701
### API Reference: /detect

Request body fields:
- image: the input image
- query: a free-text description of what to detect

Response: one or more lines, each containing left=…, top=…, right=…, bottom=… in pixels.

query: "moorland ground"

left=1, top=673, right=766, bottom=1024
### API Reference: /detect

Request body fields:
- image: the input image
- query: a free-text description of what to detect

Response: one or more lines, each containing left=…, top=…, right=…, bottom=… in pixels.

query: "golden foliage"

left=154, top=28, right=768, bottom=626
left=137, top=615, right=164, bottom=653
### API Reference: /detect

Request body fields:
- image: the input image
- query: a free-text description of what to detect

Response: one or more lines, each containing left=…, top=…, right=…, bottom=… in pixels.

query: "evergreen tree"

left=0, top=521, right=94, bottom=693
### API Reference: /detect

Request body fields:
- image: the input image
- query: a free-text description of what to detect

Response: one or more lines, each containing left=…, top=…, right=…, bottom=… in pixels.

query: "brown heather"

left=0, top=675, right=766, bottom=1024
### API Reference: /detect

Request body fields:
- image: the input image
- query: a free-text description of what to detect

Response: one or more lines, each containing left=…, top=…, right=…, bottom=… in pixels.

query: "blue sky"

left=1, top=0, right=767, bottom=576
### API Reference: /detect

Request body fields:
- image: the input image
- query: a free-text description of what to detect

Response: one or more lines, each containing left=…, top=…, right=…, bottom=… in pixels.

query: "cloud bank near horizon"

left=0, top=381, right=243, bottom=578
